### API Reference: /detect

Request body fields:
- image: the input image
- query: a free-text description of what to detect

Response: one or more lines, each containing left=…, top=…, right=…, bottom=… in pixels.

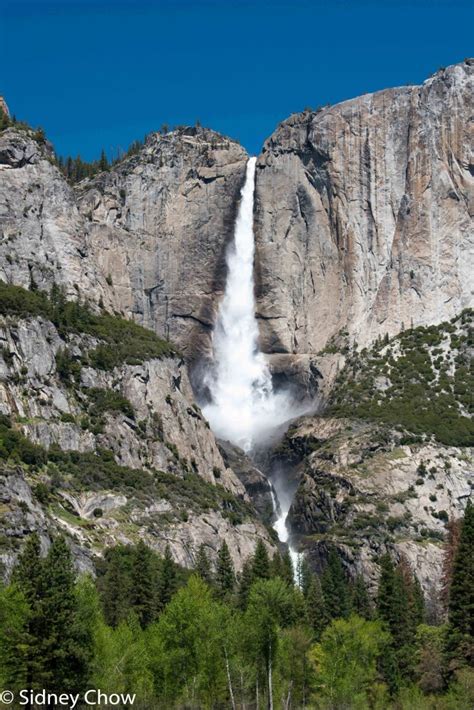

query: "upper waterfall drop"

left=202, top=157, right=293, bottom=453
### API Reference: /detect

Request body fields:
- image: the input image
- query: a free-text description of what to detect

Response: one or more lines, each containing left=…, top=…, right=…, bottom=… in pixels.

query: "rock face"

left=0, top=125, right=248, bottom=362
left=76, top=127, right=248, bottom=361
left=284, top=417, right=472, bottom=608
left=0, top=312, right=275, bottom=576
left=0, top=129, right=110, bottom=303
left=218, top=439, right=275, bottom=523
left=0, top=60, right=472, bottom=592
left=254, top=61, right=473, bottom=378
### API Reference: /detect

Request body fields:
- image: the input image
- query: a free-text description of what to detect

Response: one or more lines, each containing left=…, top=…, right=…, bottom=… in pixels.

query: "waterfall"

left=202, top=156, right=302, bottom=574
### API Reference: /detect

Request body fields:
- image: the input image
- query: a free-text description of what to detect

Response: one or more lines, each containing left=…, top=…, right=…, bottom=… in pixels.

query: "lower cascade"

left=202, top=156, right=304, bottom=573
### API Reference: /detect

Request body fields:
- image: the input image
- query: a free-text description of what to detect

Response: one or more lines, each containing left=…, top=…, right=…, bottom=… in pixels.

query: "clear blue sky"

left=1, top=0, right=472, bottom=160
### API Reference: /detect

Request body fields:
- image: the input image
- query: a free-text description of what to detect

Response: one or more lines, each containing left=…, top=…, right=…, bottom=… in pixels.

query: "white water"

left=202, top=156, right=303, bottom=574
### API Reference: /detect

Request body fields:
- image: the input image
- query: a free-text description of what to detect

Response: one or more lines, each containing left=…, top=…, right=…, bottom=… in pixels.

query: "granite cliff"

left=254, top=60, right=473, bottom=394
left=0, top=61, right=472, bottom=597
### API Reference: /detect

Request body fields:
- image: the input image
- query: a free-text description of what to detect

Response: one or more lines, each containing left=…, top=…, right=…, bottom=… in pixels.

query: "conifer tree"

left=131, top=540, right=157, bottom=628
left=270, top=551, right=283, bottom=579
left=98, top=148, right=109, bottom=172
left=351, top=574, right=372, bottom=619
left=12, top=533, right=46, bottom=689
left=321, top=548, right=351, bottom=619
left=297, top=555, right=311, bottom=595
left=158, top=545, right=178, bottom=609
left=305, top=574, right=327, bottom=639
left=237, top=557, right=253, bottom=610
left=215, top=540, right=235, bottom=599
left=281, top=551, right=295, bottom=587
left=376, top=553, right=422, bottom=685
left=12, top=532, right=43, bottom=602
left=40, top=536, right=92, bottom=693
left=0, top=582, right=31, bottom=691
left=99, top=548, right=132, bottom=627
left=11, top=536, right=92, bottom=693
left=251, top=540, right=270, bottom=582
left=376, top=554, right=397, bottom=626
left=447, top=500, right=474, bottom=666
left=195, top=543, right=213, bottom=586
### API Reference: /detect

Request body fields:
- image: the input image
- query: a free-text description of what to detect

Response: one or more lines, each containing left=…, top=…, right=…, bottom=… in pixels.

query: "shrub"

left=86, top=387, right=135, bottom=420
left=0, top=282, right=176, bottom=372
left=34, top=482, right=50, bottom=504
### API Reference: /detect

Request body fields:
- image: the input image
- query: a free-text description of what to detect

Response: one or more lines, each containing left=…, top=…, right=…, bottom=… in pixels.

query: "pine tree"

left=11, top=536, right=92, bottom=693
left=376, top=554, right=397, bottom=626
left=281, top=551, right=295, bottom=587
left=195, top=543, right=213, bottom=586
left=12, top=532, right=43, bottom=602
left=130, top=540, right=157, bottom=628
left=40, top=536, right=92, bottom=693
left=99, top=548, right=132, bottom=627
left=270, top=551, right=283, bottom=578
left=251, top=540, right=270, bottom=582
left=447, top=500, right=474, bottom=666
left=351, top=574, right=372, bottom=619
left=305, top=574, right=327, bottom=639
left=158, top=545, right=178, bottom=610
left=215, top=541, right=235, bottom=599
left=98, top=148, right=109, bottom=172
left=376, top=553, right=422, bottom=685
left=12, top=533, right=47, bottom=689
left=321, top=548, right=351, bottom=619
left=237, top=557, right=253, bottom=610
left=376, top=554, right=402, bottom=693
left=297, top=555, right=311, bottom=595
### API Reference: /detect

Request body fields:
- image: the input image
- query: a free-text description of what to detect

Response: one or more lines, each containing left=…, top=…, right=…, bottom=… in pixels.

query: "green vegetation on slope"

left=328, top=310, right=473, bottom=446
left=1, top=506, right=473, bottom=709
left=0, top=414, right=250, bottom=521
left=0, top=281, right=176, bottom=369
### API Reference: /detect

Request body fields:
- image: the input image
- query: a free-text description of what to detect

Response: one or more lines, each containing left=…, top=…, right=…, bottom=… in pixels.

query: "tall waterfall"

left=202, top=156, right=302, bottom=572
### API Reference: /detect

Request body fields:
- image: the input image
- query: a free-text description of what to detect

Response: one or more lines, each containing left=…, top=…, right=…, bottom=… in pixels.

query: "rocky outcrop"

left=0, top=126, right=248, bottom=362
left=284, top=417, right=473, bottom=603
left=218, top=439, right=274, bottom=523
left=76, top=127, right=247, bottom=360
left=0, top=312, right=275, bottom=575
left=0, top=129, right=110, bottom=303
left=254, top=60, right=474, bottom=390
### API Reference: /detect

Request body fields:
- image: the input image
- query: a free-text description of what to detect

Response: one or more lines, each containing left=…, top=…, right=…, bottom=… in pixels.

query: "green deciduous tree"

left=243, top=578, right=300, bottom=709
left=311, top=615, right=389, bottom=709
left=148, top=575, right=230, bottom=707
